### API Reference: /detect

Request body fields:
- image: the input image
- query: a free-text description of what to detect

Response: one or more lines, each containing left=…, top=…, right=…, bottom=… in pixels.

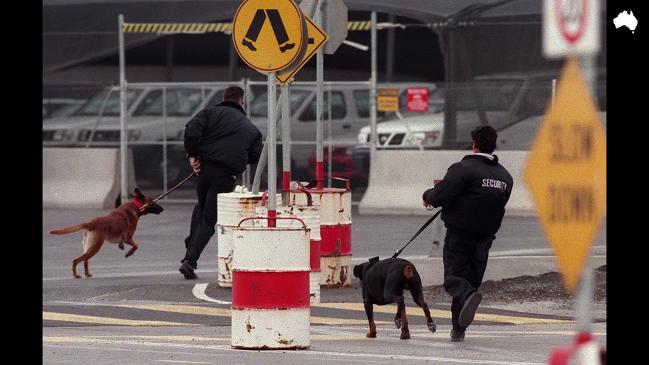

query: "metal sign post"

left=118, top=14, right=128, bottom=204
left=315, top=0, right=324, bottom=189
left=267, top=73, right=278, bottom=227
left=369, top=11, right=377, bottom=159
left=281, top=83, right=291, bottom=205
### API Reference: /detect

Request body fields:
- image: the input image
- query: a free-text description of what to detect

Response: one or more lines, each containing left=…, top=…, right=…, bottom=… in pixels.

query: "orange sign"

left=523, top=57, right=606, bottom=293
left=377, top=88, right=399, bottom=112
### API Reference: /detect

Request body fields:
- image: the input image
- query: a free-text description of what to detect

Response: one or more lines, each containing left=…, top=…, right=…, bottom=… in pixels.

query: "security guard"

left=422, top=125, right=513, bottom=342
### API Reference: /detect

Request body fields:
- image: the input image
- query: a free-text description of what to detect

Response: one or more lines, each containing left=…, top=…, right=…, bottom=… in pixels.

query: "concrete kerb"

left=43, top=147, right=136, bottom=209
left=358, top=150, right=534, bottom=217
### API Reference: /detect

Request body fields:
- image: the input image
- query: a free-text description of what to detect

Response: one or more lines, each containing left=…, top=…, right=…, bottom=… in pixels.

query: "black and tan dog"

left=353, top=257, right=437, bottom=339
left=49, top=188, right=164, bottom=278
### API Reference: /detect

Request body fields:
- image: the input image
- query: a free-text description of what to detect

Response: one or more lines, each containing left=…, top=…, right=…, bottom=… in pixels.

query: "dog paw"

left=125, top=252, right=134, bottom=258
left=118, top=243, right=124, bottom=250
left=427, top=320, right=437, bottom=333
left=85, top=274, right=93, bottom=278
left=73, top=275, right=81, bottom=279
left=394, top=317, right=402, bottom=329
left=366, top=331, right=377, bottom=338
left=400, top=331, right=411, bottom=340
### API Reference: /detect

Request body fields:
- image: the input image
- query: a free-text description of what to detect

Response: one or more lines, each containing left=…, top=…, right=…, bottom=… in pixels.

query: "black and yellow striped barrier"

left=122, top=21, right=372, bottom=34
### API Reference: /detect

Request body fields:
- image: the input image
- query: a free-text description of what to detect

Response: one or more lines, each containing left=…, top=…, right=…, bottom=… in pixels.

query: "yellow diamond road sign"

left=276, top=13, right=329, bottom=84
left=232, top=0, right=307, bottom=73
left=523, top=57, right=606, bottom=294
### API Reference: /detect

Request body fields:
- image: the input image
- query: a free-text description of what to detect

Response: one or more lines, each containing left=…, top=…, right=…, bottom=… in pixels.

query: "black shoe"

left=459, top=292, right=482, bottom=328
left=179, top=261, right=198, bottom=280
left=278, top=42, right=295, bottom=52
left=450, top=329, right=465, bottom=342
left=241, top=38, right=257, bottom=51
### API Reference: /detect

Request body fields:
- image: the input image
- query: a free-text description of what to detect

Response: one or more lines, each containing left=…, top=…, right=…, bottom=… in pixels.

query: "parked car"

left=81, top=86, right=243, bottom=187
left=43, top=86, right=146, bottom=146
left=249, top=82, right=437, bottom=180
left=351, top=70, right=607, bottom=183
left=43, top=98, right=85, bottom=119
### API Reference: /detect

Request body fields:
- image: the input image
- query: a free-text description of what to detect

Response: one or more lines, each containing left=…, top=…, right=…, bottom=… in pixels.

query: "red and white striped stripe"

left=290, top=187, right=353, bottom=287
left=255, top=206, right=321, bottom=303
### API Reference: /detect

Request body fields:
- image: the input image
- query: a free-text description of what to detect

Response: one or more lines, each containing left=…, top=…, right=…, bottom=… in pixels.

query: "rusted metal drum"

left=289, top=183, right=353, bottom=287
left=216, top=190, right=280, bottom=287
left=256, top=205, right=321, bottom=303
left=231, top=217, right=310, bottom=350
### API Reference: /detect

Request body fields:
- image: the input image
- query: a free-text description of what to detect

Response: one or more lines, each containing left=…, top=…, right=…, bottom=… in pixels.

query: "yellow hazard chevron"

left=123, top=21, right=372, bottom=33
left=347, top=21, right=371, bottom=31
left=122, top=22, right=233, bottom=34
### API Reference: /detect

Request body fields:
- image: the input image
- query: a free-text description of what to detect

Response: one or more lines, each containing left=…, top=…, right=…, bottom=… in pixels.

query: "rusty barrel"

left=289, top=183, right=352, bottom=287
left=256, top=205, right=321, bottom=303
left=216, top=190, right=280, bottom=287
left=231, top=217, right=310, bottom=350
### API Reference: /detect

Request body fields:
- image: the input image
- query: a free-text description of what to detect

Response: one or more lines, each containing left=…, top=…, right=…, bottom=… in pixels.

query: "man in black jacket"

left=422, top=125, right=513, bottom=342
left=179, top=86, right=263, bottom=279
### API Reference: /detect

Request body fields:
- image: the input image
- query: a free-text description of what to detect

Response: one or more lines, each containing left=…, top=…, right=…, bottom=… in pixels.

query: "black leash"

left=391, top=209, right=442, bottom=258
left=139, top=172, right=195, bottom=212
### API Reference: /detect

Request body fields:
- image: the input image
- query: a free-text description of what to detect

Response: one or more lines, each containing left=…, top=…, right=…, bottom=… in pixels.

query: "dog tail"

left=49, top=224, right=87, bottom=235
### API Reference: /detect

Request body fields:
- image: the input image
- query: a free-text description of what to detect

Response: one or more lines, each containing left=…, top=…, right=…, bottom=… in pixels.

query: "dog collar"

left=131, top=199, right=144, bottom=209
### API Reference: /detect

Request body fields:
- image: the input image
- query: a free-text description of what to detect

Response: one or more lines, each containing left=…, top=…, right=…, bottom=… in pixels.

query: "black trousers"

left=182, top=162, right=236, bottom=268
left=442, top=230, right=493, bottom=331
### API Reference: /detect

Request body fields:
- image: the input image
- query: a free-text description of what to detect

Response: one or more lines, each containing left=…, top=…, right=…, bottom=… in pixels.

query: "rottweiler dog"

left=353, top=257, right=437, bottom=339
left=49, top=188, right=163, bottom=278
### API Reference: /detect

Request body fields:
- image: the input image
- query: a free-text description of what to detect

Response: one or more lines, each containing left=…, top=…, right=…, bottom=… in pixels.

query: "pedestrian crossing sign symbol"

left=276, top=13, right=329, bottom=84
left=233, top=0, right=308, bottom=73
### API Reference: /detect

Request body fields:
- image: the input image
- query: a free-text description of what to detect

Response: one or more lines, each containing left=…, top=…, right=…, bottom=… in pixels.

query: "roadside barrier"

left=43, top=148, right=135, bottom=209
left=231, top=217, right=310, bottom=350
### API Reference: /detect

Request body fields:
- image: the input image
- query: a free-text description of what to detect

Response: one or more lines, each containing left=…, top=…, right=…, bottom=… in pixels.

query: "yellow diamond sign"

left=523, top=57, right=606, bottom=294
left=276, top=13, right=328, bottom=84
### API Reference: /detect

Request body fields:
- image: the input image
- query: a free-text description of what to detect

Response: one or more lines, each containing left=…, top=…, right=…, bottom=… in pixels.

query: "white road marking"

left=192, top=283, right=231, bottom=305
left=42, top=269, right=218, bottom=281
left=43, top=338, right=546, bottom=365
left=154, top=360, right=211, bottom=364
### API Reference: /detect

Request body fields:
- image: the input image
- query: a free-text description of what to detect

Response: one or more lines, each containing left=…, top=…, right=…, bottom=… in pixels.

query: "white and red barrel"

left=216, top=189, right=280, bottom=287
left=289, top=180, right=353, bottom=287
left=231, top=217, right=311, bottom=350
left=256, top=205, right=321, bottom=303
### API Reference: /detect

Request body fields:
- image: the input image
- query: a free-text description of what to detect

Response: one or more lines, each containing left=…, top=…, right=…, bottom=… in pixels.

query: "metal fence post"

left=119, top=14, right=128, bottom=203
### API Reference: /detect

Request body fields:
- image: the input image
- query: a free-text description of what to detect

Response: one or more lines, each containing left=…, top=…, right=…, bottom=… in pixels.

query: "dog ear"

left=134, top=187, right=145, bottom=200
left=353, top=264, right=363, bottom=280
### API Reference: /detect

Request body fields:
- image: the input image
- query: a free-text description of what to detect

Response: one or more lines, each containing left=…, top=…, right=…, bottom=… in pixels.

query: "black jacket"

left=184, top=101, right=263, bottom=175
left=422, top=154, right=513, bottom=238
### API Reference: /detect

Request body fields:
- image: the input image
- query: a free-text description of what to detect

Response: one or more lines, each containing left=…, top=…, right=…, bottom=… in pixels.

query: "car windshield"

left=73, top=88, right=143, bottom=116
left=47, top=102, right=83, bottom=118
left=250, top=89, right=310, bottom=117
left=133, top=88, right=207, bottom=117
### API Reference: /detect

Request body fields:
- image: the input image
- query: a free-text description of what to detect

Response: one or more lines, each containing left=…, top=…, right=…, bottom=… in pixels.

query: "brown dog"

left=49, top=188, right=164, bottom=278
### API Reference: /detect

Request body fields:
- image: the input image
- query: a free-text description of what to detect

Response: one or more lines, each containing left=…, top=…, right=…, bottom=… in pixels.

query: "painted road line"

left=43, top=269, right=219, bottom=281
left=42, top=338, right=546, bottom=365
left=108, top=303, right=391, bottom=326
left=192, top=283, right=231, bottom=305
left=43, top=312, right=195, bottom=326
left=312, top=302, right=573, bottom=324
left=44, top=334, right=368, bottom=344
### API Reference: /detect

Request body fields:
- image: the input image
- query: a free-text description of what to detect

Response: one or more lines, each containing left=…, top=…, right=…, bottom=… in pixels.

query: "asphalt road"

left=42, top=205, right=607, bottom=364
